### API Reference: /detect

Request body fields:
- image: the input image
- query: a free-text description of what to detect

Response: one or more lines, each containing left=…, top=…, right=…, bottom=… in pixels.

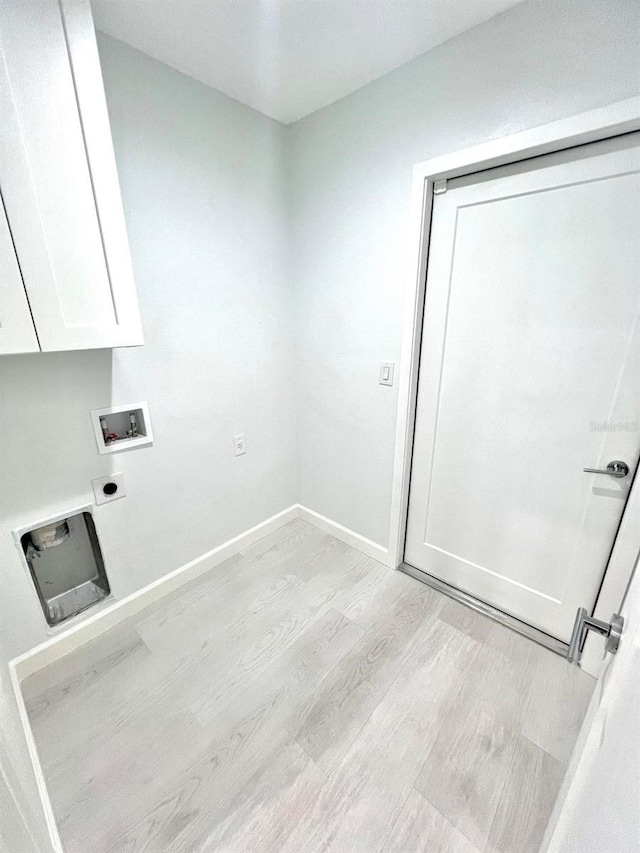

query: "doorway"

left=402, top=130, right=640, bottom=647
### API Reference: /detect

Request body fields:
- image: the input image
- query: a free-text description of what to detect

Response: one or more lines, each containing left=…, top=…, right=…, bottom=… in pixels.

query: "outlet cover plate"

left=233, top=434, right=247, bottom=456
left=92, top=472, right=126, bottom=505
left=379, top=362, right=395, bottom=386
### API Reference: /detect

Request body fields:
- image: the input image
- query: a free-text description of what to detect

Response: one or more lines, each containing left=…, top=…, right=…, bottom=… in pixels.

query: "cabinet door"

left=0, top=0, right=143, bottom=351
left=0, top=194, right=39, bottom=354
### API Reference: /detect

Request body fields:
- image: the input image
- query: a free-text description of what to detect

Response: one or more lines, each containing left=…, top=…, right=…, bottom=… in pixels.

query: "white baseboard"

left=9, top=666, right=64, bottom=852
left=8, top=500, right=390, bottom=853
left=11, top=501, right=390, bottom=684
left=11, top=503, right=299, bottom=682
left=295, top=504, right=392, bottom=567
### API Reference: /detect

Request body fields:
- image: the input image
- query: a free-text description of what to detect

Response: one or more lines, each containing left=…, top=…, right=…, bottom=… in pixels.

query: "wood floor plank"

left=22, top=624, right=147, bottom=719
left=183, top=550, right=375, bottom=722
left=141, top=528, right=359, bottom=670
left=294, top=582, right=443, bottom=773
left=521, top=649, right=595, bottom=763
left=485, top=736, right=565, bottom=853
left=21, top=525, right=594, bottom=853
left=99, top=723, right=302, bottom=852
left=383, top=788, right=481, bottom=853
left=453, top=620, right=543, bottom=732
left=332, top=560, right=400, bottom=624
left=129, top=551, right=245, bottom=644
left=133, top=523, right=330, bottom=655
left=415, top=706, right=518, bottom=850
left=24, top=630, right=156, bottom=779
left=439, top=597, right=493, bottom=643
left=137, top=568, right=305, bottom=656
left=56, top=703, right=213, bottom=852
left=412, top=618, right=546, bottom=850
left=197, top=738, right=326, bottom=853
left=350, top=566, right=426, bottom=631
left=90, top=711, right=282, bottom=851
left=192, top=606, right=363, bottom=733
left=238, top=517, right=315, bottom=560
left=94, top=539, right=359, bottom=738
left=280, top=619, right=480, bottom=853
left=29, top=538, right=360, bottom=788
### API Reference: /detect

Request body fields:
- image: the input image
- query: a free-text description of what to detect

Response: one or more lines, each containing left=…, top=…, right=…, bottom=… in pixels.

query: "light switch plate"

left=233, top=434, right=247, bottom=456
left=92, top=472, right=126, bottom=505
left=379, top=362, right=395, bottom=386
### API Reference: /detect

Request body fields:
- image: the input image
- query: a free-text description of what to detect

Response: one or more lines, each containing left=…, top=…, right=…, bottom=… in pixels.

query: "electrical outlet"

left=92, top=472, right=126, bottom=505
left=233, top=434, right=247, bottom=456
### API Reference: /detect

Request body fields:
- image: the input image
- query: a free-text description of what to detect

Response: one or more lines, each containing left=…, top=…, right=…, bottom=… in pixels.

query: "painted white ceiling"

left=91, top=0, right=523, bottom=124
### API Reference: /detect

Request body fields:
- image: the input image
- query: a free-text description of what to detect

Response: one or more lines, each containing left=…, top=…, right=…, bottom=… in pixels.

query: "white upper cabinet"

left=0, top=194, right=39, bottom=354
left=0, top=0, right=143, bottom=353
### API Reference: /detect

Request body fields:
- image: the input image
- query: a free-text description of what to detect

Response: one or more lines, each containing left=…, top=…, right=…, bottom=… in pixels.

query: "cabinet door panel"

left=0, top=194, right=39, bottom=354
left=0, top=0, right=143, bottom=351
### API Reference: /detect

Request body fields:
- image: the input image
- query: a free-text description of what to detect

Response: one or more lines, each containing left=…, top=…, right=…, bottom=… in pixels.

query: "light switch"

left=379, top=362, right=395, bottom=386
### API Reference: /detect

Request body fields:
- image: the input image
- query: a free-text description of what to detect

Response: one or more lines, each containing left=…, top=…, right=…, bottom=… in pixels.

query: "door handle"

left=583, top=460, right=629, bottom=478
left=567, top=607, right=623, bottom=665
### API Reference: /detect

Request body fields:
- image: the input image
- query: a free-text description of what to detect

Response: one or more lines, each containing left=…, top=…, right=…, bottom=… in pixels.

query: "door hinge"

left=567, top=607, right=624, bottom=665
left=433, top=179, right=448, bottom=195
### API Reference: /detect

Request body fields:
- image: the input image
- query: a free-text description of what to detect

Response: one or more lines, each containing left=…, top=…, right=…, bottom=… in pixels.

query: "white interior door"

left=405, top=132, right=640, bottom=643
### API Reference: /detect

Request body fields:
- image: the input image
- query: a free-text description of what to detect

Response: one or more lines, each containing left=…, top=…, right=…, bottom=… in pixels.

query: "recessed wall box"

left=18, top=510, right=111, bottom=628
left=91, top=401, right=153, bottom=454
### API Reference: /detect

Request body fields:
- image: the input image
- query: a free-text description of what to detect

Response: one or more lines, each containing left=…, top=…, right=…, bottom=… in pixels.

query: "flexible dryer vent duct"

left=30, top=520, right=70, bottom=551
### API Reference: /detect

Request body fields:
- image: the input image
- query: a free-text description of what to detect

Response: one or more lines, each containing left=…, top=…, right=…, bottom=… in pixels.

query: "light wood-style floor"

left=23, top=519, right=595, bottom=853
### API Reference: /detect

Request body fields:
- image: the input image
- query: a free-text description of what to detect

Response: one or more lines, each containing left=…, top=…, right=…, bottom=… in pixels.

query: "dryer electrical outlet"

left=92, top=472, right=126, bottom=505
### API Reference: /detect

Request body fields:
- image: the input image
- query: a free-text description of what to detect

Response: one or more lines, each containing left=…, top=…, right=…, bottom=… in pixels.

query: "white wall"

left=0, top=34, right=295, bottom=850
left=0, top=33, right=296, bottom=659
left=94, top=33, right=297, bottom=598
left=0, top=731, right=41, bottom=853
left=1, top=1, right=639, bottom=848
left=0, top=352, right=115, bottom=853
left=289, top=0, right=640, bottom=547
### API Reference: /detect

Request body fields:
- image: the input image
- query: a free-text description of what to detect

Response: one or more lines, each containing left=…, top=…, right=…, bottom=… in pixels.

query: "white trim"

left=388, top=97, right=640, bottom=672
left=12, top=502, right=388, bottom=683
left=580, top=466, right=640, bottom=675
left=387, top=163, right=433, bottom=569
left=408, top=97, right=640, bottom=187
left=0, top=738, right=44, bottom=853
left=11, top=503, right=299, bottom=682
left=296, top=504, right=392, bottom=566
left=8, top=665, right=64, bottom=853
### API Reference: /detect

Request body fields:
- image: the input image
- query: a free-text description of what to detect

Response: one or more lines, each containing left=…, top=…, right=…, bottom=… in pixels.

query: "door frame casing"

left=388, top=97, right=640, bottom=675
